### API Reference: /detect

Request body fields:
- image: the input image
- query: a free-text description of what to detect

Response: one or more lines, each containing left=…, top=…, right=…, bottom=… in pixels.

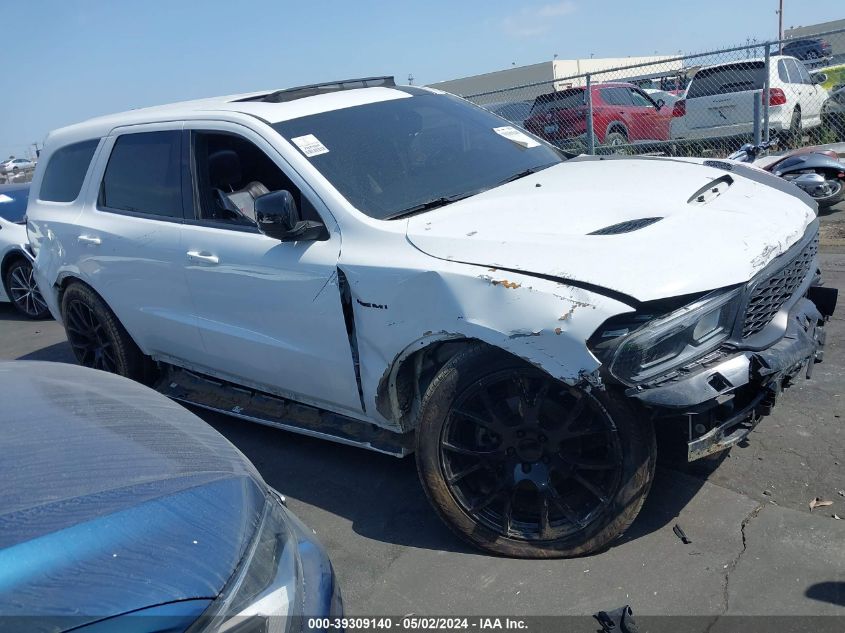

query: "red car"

left=523, top=82, right=672, bottom=151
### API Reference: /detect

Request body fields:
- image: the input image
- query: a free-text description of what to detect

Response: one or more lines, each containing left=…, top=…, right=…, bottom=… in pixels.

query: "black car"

left=0, top=361, right=342, bottom=632
left=781, top=38, right=833, bottom=62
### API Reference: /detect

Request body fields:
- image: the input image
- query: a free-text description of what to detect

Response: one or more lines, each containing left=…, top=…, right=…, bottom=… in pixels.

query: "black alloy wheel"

left=439, top=371, right=623, bottom=541
left=416, top=345, right=656, bottom=558
left=64, top=298, right=119, bottom=372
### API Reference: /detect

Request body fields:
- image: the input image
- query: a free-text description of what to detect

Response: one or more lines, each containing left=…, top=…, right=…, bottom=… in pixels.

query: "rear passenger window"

left=100, top=131, right=183, bottom=219
left=39, top=139, right=99, bottom=202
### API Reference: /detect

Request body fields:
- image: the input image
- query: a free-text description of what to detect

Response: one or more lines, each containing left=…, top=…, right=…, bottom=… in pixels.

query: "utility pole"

left=776, top=0, right=784, bottom=54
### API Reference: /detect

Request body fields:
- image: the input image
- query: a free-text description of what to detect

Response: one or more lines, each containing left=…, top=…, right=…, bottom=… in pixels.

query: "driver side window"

left=190, top=131, right=320, bottom=227
left=629, top=89, right=655, bottom=108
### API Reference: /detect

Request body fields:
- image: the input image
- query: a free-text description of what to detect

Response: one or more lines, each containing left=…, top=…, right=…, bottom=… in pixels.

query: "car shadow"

left=805, top=582, right=845, bottom=607
left=195, top=406, right=712, bottom=556
left=16, top=341, right=76, bottom=363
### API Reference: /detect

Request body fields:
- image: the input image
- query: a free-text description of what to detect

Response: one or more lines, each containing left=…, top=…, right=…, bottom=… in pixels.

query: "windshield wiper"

left=495, top=162, right=558, bottom=187
left=385, top=192, right=476, bottom=220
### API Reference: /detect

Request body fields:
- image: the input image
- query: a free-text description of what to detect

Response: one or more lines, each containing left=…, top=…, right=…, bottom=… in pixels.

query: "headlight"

left=190, top=494, right=301, bottom=633
left=591, top=289, right=742, bottom=385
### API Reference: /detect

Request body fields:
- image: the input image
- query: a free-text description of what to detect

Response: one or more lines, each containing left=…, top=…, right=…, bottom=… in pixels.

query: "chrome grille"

left=742, top=234, right=818, bottom=338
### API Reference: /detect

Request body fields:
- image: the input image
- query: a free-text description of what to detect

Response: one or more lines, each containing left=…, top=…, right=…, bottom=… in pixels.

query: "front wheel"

left=415, top=345, right=656, bottom=558
left=812, top=176, right=844, bottom=209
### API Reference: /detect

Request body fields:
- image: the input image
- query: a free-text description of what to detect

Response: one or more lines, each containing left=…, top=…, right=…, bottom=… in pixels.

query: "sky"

left=2, top=0, right=843, bottom=160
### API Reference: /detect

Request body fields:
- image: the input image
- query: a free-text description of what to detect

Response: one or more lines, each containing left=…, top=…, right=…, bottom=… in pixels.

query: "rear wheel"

left=603, top=130, right=630, bottom=155
left=415, top=345, right=656, bottom=558
left=786, top=109, right=803, bottom=148
left=61, top=282, right=149, bottom=379
left=4, top=258, right=50, bottom=319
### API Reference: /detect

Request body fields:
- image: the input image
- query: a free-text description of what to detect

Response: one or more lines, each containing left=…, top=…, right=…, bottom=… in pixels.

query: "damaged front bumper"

left=629, top=288, right=837, bottom=461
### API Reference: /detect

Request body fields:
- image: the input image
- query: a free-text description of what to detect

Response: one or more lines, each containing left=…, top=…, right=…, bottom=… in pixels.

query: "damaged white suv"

left=27, top=77, right=836, bottom=558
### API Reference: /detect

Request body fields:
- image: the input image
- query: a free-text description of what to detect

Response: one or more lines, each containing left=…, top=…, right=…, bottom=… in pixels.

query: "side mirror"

left=812, top=72, right=828, bottom=85
left=655, top=98, right=666, bottom=110
left=254, top=190, right=326, bottom=242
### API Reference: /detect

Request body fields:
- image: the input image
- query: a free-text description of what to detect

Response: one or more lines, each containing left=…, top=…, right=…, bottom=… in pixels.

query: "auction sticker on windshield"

left=291, top=134, right=330, bottom=157
left=493, top=126, right=540, bottom=148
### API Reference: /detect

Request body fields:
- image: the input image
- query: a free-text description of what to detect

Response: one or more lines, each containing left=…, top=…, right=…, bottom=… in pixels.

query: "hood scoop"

left=588, top=217, right=663, bottom=235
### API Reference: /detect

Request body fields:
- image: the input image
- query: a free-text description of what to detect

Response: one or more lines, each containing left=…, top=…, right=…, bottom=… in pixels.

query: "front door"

left=179, top=122, right=363, bottom=416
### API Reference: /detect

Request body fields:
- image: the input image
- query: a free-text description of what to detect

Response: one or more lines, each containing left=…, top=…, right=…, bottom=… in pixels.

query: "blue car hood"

left=0, top=362, right=266, bottom=630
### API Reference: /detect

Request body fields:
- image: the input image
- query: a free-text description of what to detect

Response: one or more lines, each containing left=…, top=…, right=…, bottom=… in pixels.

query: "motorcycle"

left=728, top=140, right=845, bottom=209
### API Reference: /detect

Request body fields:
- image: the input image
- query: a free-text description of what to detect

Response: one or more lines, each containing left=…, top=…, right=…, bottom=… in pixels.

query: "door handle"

left=77, top=235, right=101, bottom=245
left=186, top=250, right=219, bottom=265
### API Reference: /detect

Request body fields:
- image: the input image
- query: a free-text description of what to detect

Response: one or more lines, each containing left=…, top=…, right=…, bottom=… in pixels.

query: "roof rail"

left=236, top=76, right=396, bottom=104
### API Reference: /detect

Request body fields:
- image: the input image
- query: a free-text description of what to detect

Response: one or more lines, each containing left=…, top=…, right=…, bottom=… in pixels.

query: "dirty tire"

left=415, top=344, right=656, bottom=558
left=4, top=258, right=50, bottom=319
left=603, top=131, right=630, bottom=155
left=61, top=282, right=150, bottom=381
left=787, top=109, right=803, bottom=148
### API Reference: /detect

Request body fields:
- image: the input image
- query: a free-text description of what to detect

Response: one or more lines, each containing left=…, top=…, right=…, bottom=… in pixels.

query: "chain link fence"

left=463, top=28, right=845, bottom=158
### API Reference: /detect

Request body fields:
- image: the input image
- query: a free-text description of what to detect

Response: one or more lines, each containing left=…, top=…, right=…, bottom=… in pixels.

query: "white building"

left=427, top=56, right=683, bottom=105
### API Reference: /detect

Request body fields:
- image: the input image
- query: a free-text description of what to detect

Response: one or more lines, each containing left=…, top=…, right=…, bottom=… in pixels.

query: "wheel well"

left=605, top=122, right=627, bottom=138
left=375, top=338, right=480, bottom=430
left=375, top=338, right=541, bottom=432
left=0, top=250, right=28, bottom=294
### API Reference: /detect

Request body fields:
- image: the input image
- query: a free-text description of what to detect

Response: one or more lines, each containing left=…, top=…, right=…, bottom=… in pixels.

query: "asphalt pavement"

left=1, top=222, right=843, bottom=624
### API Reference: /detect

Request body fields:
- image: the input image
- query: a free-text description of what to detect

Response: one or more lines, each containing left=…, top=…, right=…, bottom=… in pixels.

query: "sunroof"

left=235, top=76, right=396, bottom=104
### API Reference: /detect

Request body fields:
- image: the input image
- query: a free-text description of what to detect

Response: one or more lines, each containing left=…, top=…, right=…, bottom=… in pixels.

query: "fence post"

left=753, top=91, right=762, bottom=145
left=763, top=46, right=771, bottom=142
left=585, top=73, right=595, bottom=155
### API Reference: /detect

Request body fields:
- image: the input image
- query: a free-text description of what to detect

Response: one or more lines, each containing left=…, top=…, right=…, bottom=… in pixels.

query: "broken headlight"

left=591, top=289, right=743, bottom=385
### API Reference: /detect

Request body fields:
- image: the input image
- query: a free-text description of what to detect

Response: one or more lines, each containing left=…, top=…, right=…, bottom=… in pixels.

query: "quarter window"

left=100, top=131, right=183, bottom=219
left=39, top=139, right=100, bottom=203
left=777, top=59, right=790, bottom=83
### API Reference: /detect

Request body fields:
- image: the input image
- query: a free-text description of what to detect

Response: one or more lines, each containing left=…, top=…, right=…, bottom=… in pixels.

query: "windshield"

left=0, top=185, right=29, bottom=223
left=273, top=92, right=562, bottom=220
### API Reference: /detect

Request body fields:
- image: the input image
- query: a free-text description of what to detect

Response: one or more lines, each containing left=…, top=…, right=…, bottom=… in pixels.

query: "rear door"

left=684, top=62, right=766, bottom=132
left=788, top=58, right=824, bottom=124
left=69, top=124, right=203, bottom=361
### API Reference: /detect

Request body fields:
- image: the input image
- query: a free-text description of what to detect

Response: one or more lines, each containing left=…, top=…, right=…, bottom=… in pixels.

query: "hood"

left=406, top=157, right=816, bottom=302
left=0, top=361, right=265, bottom=629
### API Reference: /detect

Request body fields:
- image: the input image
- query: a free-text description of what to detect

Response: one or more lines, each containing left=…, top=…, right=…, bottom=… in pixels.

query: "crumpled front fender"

left=342, top=261, right=635, bottom=430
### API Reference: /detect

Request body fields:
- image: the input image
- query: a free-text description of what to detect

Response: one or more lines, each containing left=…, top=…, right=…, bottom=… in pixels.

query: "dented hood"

left=405, top=158, right=816, bottom=302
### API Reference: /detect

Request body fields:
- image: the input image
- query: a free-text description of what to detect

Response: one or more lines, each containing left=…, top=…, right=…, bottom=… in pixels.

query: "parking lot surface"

left=2, top=223, right=844, bottom=621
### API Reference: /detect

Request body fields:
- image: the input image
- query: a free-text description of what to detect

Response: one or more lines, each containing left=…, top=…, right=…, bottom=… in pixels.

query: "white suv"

left=671, top=56, right=829, bottom=144
left=27, top=77, right=836, bottom=558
